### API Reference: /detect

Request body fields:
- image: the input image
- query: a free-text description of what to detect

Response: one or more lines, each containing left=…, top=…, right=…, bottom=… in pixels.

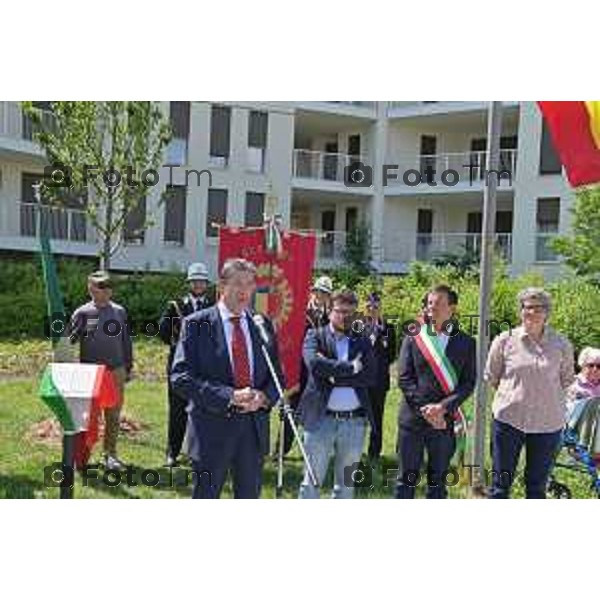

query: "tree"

left=22, top=101, right=171, bottom=270
left=552, top=186, right=600, bottom=281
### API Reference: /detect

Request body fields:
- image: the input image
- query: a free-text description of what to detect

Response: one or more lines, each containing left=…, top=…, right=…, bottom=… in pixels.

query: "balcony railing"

left=387, top=150, right=517, bottom=187
left=293, top=149, right=364, bottom=183
left=297, top=229, right=348, bottom=262
left=384, top=233, right=512, bottom=264
left=0, top=102, right=57, bottom=141
left=20, top=203, right=88, bottom=243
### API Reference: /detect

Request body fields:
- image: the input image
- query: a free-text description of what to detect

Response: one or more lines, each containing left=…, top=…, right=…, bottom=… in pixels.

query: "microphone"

left=252, top=314, right=271, bottom=346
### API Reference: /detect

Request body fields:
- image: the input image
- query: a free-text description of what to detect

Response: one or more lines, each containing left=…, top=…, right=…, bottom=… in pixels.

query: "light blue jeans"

left=299, top=415, right=367, bottom=499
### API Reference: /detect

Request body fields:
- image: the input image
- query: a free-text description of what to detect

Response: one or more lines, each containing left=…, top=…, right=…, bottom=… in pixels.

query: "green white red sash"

left=414, top=322, right=458, bottom=394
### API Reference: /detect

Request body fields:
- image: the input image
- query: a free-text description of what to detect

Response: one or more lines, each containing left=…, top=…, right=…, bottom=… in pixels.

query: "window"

left=170, top=101, right=190, bottom=139
left=536, top=197, right=560, bottom=261
left=206, top=189, right=228, bottom=237
left=166, top=101, right=190, bottom=165
left=539, top=119, right=562, bottom=175
left=124, top=197, right=147, bottom=245
left=245, top=192, right=265, bottom=227
left=163, top=185, right=186, bottom=245
left=210, top=104, right=231, bottom=166
left=247, top=110, right=268, bottom=172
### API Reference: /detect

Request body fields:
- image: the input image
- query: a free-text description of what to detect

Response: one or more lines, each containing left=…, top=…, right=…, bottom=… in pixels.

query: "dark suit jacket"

left=298, top=326, right=377, bottom=432
left=170, top=305, right=284, bottom=456
left=365, top=318, right=397, bottom=392
left=159, top=293, right=213, bottom=370
left=398, top=331, right=476, bottom=430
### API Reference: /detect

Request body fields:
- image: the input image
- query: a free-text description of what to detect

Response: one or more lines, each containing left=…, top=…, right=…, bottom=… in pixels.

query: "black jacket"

left=159, top=293, right=213, bottom=369
left=365, top=318, right=397, bottom=392
left=397, top=331, right=476, bottom=430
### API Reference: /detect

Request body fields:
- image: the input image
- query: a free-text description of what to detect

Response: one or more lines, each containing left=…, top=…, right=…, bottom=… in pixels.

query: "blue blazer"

left=170, top=305, right=284, bottom=456
left=298, top=326, right=377, bottom=432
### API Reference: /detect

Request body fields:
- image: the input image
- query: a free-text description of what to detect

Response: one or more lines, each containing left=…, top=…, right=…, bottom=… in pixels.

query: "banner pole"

left=60, top=432, right=76, bottom=499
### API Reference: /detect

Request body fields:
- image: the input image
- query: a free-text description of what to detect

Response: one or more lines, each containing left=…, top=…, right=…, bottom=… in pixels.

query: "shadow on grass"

left=0, top=473, right=47, bottom=499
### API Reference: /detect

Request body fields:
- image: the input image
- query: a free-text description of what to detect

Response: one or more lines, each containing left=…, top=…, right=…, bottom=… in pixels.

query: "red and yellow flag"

left=538, top=101, right=600, bottom=187
left=218, top=226, right=317, bottom=390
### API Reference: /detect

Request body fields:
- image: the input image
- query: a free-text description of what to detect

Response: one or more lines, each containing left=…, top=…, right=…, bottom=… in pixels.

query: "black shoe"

left=164, top=455, right=179, bottom=468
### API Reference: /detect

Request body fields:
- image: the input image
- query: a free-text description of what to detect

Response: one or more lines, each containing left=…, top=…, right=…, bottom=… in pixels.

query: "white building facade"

left=0, top=100, right=573, bottom=279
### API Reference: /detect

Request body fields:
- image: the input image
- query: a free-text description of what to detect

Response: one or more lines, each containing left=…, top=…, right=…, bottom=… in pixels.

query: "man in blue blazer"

left=171, top=258, right=284, bottom=499
left=298, top=290, right=376, bottom=499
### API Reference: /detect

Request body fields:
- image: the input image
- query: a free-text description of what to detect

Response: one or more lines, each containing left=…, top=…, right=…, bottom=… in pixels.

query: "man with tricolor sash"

left=395, top=284, right=476, bottom=499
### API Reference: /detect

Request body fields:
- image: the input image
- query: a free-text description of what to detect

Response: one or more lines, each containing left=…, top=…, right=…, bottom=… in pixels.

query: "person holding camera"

left=297, top=290, right=376, bottom=499
left=159, top=262, right=213, bottom=468
left=68, top=271, right=133, bottom=471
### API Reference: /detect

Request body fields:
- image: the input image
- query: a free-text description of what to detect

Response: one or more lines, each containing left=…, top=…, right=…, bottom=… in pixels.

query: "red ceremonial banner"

left=218, top=226, right=317, bottom=391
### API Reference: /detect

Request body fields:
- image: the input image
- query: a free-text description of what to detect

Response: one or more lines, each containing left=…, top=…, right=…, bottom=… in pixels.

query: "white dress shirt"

left=327, top=326, right=361, bottom=412
left=217, top=301, right=255, bottom=382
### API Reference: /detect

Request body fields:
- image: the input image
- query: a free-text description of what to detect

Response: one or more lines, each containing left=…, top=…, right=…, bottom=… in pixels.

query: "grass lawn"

left=0, top=339, right=597, bottom=499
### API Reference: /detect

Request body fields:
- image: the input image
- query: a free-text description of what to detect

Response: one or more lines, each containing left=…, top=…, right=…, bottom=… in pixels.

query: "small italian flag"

left=40, top=363, right=119, bottom=466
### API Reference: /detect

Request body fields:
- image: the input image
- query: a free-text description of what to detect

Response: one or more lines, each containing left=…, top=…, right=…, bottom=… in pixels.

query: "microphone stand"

left=257, top=339, right=319, bottom=497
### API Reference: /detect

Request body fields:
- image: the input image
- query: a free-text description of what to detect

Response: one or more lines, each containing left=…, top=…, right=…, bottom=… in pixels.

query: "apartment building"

left=0, top=100, right=574, bottom=279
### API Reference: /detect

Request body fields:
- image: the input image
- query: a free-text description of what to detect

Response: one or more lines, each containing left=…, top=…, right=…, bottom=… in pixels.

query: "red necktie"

left=230, top=316, right=251, bottom=389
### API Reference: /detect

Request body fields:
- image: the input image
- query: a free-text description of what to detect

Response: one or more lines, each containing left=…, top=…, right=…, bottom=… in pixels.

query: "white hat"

left=313, top=276, right=333, bottom=294
left=187, top=262, right=209, bottom=282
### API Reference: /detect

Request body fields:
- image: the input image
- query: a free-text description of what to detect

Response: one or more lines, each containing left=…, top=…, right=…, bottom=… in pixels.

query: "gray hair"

left=517, top=287, right=552, bottom=314
left=578, top=346, right=600, bottom=367
left=219, top=258, right=257, bottom=282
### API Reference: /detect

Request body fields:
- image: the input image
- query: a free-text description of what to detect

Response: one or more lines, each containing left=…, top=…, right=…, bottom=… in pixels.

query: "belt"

left=326, top=408, right=366, bottom=420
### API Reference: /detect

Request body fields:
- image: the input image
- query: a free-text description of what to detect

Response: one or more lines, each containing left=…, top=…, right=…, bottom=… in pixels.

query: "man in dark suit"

left=364, top=292, right=397, bottom=461
left=298, top=290, right=376, bottom=499
left=396, top=284, right=476, bottom=499
left=171, top=258, right=284, bottom=499
left=159, top=262, right=213, bottom=467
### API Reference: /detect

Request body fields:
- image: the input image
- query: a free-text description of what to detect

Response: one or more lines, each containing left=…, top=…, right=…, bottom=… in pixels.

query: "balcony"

left=384, top=150, right=517, bottom=193
left=384, top=232, right=513, bottom=264
left=297, top=229, right=348, bottom=266
left=0, top=101, right=52, bottom=158
left=19, top=203, right=88, bottom=243
left=387, top=101, right=520, bottom=118
left=293, top=149, right=364, bottom=184
left=291, top=101, right=377, bottom=119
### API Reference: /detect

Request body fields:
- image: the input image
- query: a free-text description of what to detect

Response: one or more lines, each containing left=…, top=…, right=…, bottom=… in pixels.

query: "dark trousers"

left=395, top=425, right=456, bottom=499
left=490, top=419, right=562, bottom=499
left=368, top=387, right=388, bottom=459
left=166, top=382, right=188, bottom=459
left=191, top=414, right=263, bottom=499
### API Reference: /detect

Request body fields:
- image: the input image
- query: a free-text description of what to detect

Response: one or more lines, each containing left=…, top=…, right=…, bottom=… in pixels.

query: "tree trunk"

left=102, top=187, right=114, bottom=271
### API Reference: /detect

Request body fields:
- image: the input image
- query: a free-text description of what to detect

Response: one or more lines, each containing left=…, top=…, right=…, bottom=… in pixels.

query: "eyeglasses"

left=585, top=364, right=600, bottom=370
left=521, top=304, right=546, bottom=313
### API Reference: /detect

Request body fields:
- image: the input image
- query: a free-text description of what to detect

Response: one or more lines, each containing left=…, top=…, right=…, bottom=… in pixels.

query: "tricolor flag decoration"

left=40, top=363, right=119, bottom=467
left=538, top=101, right=600, bottom=187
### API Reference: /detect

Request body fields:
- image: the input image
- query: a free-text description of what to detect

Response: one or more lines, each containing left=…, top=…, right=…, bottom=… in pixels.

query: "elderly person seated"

left=485, top=287, right=575, bottom=498
left=566, top=347, right=600, bottom=460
